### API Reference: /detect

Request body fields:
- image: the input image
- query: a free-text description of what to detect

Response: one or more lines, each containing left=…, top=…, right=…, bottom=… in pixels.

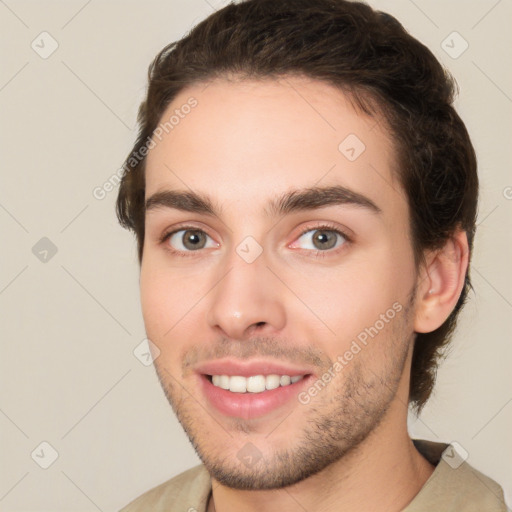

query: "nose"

left=206, top=248, right=286, bottom=340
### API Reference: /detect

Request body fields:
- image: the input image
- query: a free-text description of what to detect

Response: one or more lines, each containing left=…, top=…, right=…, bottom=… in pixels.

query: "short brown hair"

left=116, top=0, right=478, bottom=412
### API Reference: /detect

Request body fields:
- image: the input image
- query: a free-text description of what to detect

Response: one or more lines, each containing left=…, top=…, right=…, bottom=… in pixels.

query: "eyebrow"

left=145, top=185, right=382, bottom=218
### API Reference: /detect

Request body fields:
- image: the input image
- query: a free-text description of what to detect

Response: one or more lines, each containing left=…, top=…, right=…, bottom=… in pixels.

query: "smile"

left=194, top=359, right=315, bottom=419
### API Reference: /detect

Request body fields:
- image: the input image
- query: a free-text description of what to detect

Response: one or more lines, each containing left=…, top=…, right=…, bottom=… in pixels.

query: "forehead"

left=144, top=75, right=405, bottom=219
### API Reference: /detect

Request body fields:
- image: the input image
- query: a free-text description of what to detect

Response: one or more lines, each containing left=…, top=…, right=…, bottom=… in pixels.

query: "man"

left=116, top=0, right=507, bottom=510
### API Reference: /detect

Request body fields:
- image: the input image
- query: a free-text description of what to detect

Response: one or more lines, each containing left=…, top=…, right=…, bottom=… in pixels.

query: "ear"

left=414, top=229, right=470, bottom=333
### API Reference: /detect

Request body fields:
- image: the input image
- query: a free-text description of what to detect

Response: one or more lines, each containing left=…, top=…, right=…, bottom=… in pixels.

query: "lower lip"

left=200, top=374, right=311, bottom=420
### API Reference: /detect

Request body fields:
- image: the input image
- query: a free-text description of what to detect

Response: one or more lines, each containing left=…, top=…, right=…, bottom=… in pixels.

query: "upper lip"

left=194, top=358, right=315, bottom=378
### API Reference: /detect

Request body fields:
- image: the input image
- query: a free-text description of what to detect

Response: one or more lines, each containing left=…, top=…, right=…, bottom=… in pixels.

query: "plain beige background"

left=1, top=0, right=511, bottom=510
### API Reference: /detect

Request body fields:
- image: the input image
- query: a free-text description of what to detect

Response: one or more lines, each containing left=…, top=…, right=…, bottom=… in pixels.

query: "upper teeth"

left=211, top=374, right=304, bottom=393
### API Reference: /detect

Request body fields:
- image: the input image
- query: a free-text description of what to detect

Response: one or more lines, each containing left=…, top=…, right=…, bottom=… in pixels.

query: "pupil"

left=314, top=231, right=336, bottom=250
left=184, top=230, right=205, bottom=250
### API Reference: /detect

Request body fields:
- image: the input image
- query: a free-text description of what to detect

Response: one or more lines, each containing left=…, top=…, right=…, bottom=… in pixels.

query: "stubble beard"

left=153, top=299, right=414, bottom=490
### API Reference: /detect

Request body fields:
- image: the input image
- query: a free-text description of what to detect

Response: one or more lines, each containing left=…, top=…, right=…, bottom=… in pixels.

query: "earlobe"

left=413, top=229, right=469, bottom=334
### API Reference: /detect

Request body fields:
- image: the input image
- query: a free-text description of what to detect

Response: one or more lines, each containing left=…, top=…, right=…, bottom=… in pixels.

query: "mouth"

left=195, top=360, right=314, bottom=420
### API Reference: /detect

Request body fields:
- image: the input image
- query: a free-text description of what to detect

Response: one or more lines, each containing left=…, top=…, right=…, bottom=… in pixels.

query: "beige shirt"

left=119, top=439, right=508, bottom=511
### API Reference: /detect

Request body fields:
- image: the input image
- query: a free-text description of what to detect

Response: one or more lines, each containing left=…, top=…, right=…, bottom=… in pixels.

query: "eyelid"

left=158, top=222, right=217, bottom=245
left=286, top=221, right=351, bottom=257
left=291, top=221, right=352, bottom=244
left=157, top=224, right=219, bottom=259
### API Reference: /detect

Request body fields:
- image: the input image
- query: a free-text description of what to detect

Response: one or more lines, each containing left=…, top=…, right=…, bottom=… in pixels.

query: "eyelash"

left=158, top=222, right=352, bottom=259
left=158, top=225, right=214, bottom=259
left=296, top=222, right=351, bottom=259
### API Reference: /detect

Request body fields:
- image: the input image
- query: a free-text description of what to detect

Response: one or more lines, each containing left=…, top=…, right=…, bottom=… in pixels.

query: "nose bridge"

left=206, top=241, right=286, bottom=338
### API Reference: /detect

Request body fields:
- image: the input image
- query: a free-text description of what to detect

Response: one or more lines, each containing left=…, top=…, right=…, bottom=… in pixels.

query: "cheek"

left=140, top=263, right=184, bottom=340
left=139, top=259, right=212, bottom=352
left=285, top=245, right=413, bottom=354
left=140, top=275, right=168, bottom=341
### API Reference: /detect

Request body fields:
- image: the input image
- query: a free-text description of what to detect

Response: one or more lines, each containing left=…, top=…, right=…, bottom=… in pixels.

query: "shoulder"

left=436, top=457, right=508, bottom=511
left=408, top=439, right=508, bottom=512
left=119, top=464, right=211, bottom=512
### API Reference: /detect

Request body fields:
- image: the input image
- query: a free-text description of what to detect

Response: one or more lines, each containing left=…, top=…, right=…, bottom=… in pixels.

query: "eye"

left=162, top=228, right=218, bottom=253
left=291, top=225, right=348, bottom=252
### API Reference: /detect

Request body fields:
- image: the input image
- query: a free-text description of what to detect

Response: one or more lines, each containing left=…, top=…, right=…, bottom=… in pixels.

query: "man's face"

left=141, top=76, right=419, bottom=489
